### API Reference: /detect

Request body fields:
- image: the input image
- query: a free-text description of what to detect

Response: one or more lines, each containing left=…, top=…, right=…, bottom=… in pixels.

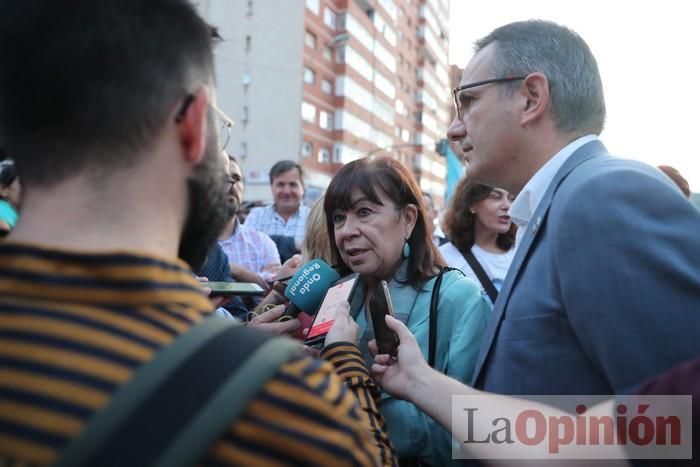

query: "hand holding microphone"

left=248, top=303, right=301, bottom=336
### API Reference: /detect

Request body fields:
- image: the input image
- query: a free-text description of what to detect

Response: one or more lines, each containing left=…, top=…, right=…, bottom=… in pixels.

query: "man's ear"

left=178, top=87, right=209, bottom=164
left=519, top=72, right=549, bottom=126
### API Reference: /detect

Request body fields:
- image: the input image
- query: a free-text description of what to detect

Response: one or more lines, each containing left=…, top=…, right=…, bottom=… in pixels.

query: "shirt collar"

left=272, top=203, right=300, bottom=220
left=509, top=134, right=597, bottom=227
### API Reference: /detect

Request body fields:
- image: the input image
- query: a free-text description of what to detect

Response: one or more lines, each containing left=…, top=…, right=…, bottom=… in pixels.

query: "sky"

left=448, top=0, right=699, bottom=192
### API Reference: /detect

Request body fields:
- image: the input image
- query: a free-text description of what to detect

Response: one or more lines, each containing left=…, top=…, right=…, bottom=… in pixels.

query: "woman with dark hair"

left=440, top=177, right=516, bottom=302
left=324, top=157, right=490, bottom=465
left=658, top=165, right=691, bottom=198
left=0, top=159, right=21, bottom=236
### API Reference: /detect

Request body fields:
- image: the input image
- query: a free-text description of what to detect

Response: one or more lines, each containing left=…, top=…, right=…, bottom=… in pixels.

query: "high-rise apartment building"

left=198, top=0, right=452, bottom=205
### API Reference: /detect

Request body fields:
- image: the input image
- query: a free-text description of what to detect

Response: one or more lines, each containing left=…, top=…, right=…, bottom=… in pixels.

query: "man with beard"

left=218, top=152, right=282, bottom=290
left=194, top=150, right=249, bottom=320
left=0, top=1, right=395, bottom=466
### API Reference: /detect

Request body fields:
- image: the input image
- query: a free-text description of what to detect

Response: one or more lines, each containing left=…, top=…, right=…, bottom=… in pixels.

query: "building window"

left=321, top=78, right=333, bottom=94
left=305, top=30, right=317, bottom=49
left=242, top=105, right=249, bottom=123
left=335, top=46, right=346, bottom=63
left=318, top=148, right=330, bottom=163
left=245, top=35, right=251, bottom=52
left=305, top=0, right=319, bottom=15
left=301, top=101, right=316, bottom=123
left=332, top=146, right=342, bottom=163
left=323, top=45, right=333, bottom=61
left=324, top=8, right=337, bottom=29
left=246, top=0, right=253, bottom=16
left=301, top=141, right=313, bottom=158
left=319, top=110, right=333, bottom=130
left=303, top=66, right=315, bottom=85
left=241, top=71, right=251, bottom=88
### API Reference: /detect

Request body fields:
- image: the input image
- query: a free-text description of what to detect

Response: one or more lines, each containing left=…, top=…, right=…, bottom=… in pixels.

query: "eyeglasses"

left=452, top=76, right=527, bottom=120
left=223, top=174, right=241, bottom=192
left=175, top=94, right=235, bottom=151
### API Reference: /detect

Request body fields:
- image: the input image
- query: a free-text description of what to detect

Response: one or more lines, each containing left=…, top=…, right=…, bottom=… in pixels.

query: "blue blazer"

left=472, top=140, right=700, bottom=395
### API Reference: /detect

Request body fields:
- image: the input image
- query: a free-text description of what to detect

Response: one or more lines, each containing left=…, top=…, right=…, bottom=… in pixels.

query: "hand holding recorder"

left=368, top=280, right=399, bottom=356
left=369, top=315, right=427, bottom=401
left=303, top=272, right=359, bottom=347
left=323, top=301, right=359, bottom=347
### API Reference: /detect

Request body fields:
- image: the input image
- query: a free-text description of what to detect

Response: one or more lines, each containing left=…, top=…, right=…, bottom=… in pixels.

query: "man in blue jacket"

left=447, top=19, right=700, bottom=397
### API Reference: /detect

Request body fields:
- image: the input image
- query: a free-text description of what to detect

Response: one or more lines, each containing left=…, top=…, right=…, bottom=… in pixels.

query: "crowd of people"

left=0, top=1, right=698, bottom=466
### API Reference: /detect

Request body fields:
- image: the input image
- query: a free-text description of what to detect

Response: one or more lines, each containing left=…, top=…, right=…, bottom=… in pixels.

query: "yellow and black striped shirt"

left=0, top=243, right=396, bottom=466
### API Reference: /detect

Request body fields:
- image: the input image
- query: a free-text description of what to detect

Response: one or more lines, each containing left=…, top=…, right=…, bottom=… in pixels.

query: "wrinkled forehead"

left=460, top=43, right=497, bottom=86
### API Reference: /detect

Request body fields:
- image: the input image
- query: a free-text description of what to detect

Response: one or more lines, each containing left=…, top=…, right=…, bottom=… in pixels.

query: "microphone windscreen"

left=284, top=259, right=340, bottom=313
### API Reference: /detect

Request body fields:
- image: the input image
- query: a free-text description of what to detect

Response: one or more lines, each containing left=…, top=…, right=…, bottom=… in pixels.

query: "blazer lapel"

left=471, top=140, right=608, bottom=386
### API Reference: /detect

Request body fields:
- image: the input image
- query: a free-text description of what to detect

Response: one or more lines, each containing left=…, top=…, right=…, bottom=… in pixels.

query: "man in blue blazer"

left=447, top=20, right=700, bottom=397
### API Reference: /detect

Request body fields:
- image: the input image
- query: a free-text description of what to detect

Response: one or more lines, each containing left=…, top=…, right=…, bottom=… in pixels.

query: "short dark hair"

left=324, top=157, right=444, bottom=288
left=0, top=0, right=218, bottom=188
left=443, top=177, right=516, bottom=253
left=269, top=160, right=303, bottom=185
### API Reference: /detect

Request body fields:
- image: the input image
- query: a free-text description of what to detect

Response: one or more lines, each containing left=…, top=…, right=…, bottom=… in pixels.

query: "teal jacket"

left=351, top=268, right=491, bottom=465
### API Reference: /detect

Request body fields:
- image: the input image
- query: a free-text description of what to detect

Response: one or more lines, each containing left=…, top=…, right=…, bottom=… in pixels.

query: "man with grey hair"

left=447, top=20, right=700, bottom=397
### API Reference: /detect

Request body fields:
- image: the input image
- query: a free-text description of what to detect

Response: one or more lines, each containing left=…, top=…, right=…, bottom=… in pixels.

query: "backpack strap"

left=55, top=317, right=301, bottom=467
left=428, top=267, right=459, bottom=368
left=460, top=246, right=499, bottom=304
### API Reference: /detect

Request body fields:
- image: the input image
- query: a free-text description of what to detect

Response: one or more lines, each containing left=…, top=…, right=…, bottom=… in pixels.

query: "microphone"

left=278, top=259, right=340, bottom=320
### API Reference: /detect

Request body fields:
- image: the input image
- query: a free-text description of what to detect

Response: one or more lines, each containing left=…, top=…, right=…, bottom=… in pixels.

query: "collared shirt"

left=218, top=220, right=280, bottom=282
left=0, top=243, right=395, bottom=466
left=244, top=203, right=310, bottom=245
left=509, top=134, right=597, bottom=246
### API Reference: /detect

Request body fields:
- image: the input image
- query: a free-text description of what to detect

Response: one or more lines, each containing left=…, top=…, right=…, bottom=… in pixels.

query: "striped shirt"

left=219, top=221, right=280, bottom=282
left=0, top=243, right=395, bottom=466
left=244, top=204, right=310, bottom=245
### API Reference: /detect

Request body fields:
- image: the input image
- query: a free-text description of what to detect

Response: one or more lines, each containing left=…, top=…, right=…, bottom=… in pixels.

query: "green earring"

left=402, top=241, right=411, bottom=258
